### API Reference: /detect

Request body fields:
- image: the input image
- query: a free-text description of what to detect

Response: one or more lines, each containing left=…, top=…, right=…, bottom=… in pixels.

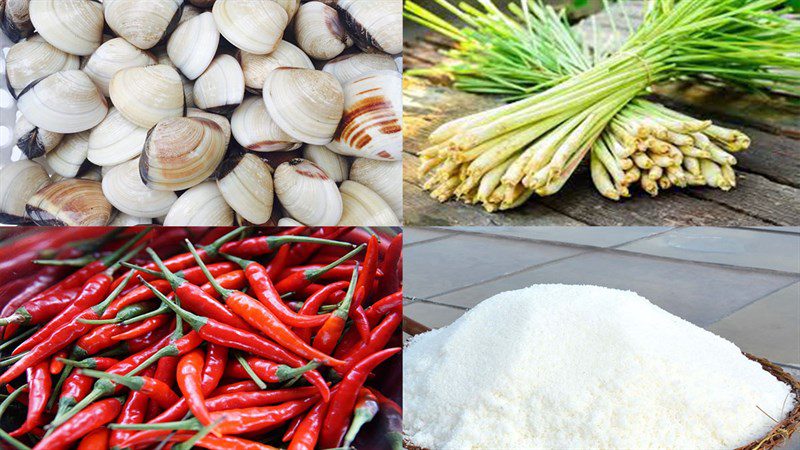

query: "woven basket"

left=402, top=317, right=800, bottom=450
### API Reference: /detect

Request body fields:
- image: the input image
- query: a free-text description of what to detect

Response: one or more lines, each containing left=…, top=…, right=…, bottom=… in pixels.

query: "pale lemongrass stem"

left=658, top=176, right=672, bottom=190
left=700, top=159, right=723, bottom=188
left=641, top=174, right=659, bottom=196
left=651, top=153, right=679, bottom=168
left=624, top=165, right=641, bottom=185
left=666, top=165, right=687, bottom=188
left=632, top=152, right=655, bottom=169
left=477, top=157, right=515, bottom=203
left=591, top=150, right=620, bottom=201
left=679, top=145, right=712, bottom=159
left=721, top=164, right=737, bottom=188
left=707, top=142, right=737, bottom=166
left=683, top=156, right=701, bottom=176
left=647, top=165, right=663, bottom=180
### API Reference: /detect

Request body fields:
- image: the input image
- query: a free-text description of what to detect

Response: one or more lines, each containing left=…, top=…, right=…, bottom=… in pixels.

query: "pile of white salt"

left=403, top=284, right=796, bottom=450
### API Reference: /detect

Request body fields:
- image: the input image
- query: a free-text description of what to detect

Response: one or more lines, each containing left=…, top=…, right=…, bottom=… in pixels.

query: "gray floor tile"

left=429, top=251, right=798, bottom=326
left=404, top=228, right=454, bottom=245
left=404, top=302, right=466, bottom=330
left=404, top=234, right=587, bottom=298
left=448, top=226, right=671, bottom=248
left=708, top=283, right=800, bottom=365
left=618, top=227, right=800, bottom=273
left=747, top=226, right=800, bottom=234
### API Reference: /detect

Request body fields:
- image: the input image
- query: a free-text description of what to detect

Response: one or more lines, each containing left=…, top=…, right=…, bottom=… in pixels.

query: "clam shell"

left=87, top=107, right=148, bottom=167
left=295, top=1, right=352, bottom=61
left=83, top=38, right=157, bottom=97
left=336, top=0, right=402, bottom=55
left=216, top=153, right=274, bottom=224
left=46, top=131, right=90, bottom=178
left=1, top=0, right=35, bottom=43
left=140, top=117, right=227, bottom=191
left=179, top=5, right=203, bottom=24
left=29, top=0, right=104, bottom=56
left=163, top=181, right=234, bottom=226
left=302, top=144, right=349, bottom=183
left=238, top=41, right=313, bottom=94
left=102, top=158, right=178, bottom=218
left=274, top=158, right=342, bottom=226
left=25, top=179, right=112, bottom=226
left=273, top=0, right=300, bottom=20
left=0, top=160, right=50, bottom=224
left=109, top=213, right=152, bottom=226
left=193, top=54, right=245, bottom=113
left=5, top=35, right=81, bottom=98
left=263, top=68, right=344, bottom=145
left=14, top=115, right=63, bottom=159
left=109, top=64, right=185, bottom=128
left=167, top=11, right=220, bottom=80
left=104, top=0, right=183, bottom=50
left=349, top=158, right=402, bottom=218
left=277, top=217, right=304, bottom=226
left=186, top=108, right=232, bottom=149
left=322, top=52, right=397, bottom=85
left=337, top=180, right=399, bottom=226
left=231, top=96, right=300, bottom=152
left=327, top=70, right=401, bottom=160
left=212, top=0, right=288, bottom=55
left=17, top=70, right=109, bottom=134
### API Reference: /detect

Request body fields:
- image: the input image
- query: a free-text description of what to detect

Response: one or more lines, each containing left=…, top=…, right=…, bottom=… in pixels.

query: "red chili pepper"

left=208, top=380, right=260, bottom=397
left=296, top=281, right=350, bottom=344
left=77, top=426, right=110, bottom=450
left=109, top=369, right=152, bottom=448
left=33, top=397, right=124, bottom=450
left=350, top=288, right=372, bottom=342
left=273, top=244, right=365, bottom=294
left=289, top=400, right=329, bottom=450
left=53, top=357, right=118, bottom=430
left=283, top=414, right=304, bottom=442
left=341, top=228, right=392, bottom=256
left=80, top=368, right=180, bottom=409
left=265, top=243, right=291, bottom=279
left=334, top=291, right=402, bottom=359
left=200, top=342, right=228, bottom=395
left=284, top=227, right=355, bottom=265
left=225, top=356, right=321, bottom=383
left=130, top=432, right=280, bottom=450
left=377, top=233, right=403, bottom=299
left=9, top=361, right=51, bottom=437
left=278, top=264, right=382, bottom=282
left=177, top=348, right=217, bottom=433
left=354, top=234, right=380, bottom=301
left=219, top=232, right=354, bottom=259
left=319, top=347, right=401, bottom=448
left=342, top=388, right=380, bottom=447
left=314, top=268, right=359, bottom=355
left=338, top=312, right=402, bottom=374
left=146, top=354, right=178, bottom=420
left=74, top=323, right=125, bottom=358
left=50, top=350, right=68, bottom=375
left=111, top=313, right=169, bottom=341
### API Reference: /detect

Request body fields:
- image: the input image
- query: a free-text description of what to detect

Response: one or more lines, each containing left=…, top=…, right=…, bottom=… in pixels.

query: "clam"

left=46, top=131, right=90, bottom=178
left=104, top=0, right=183, bottom=50
left=14, top=115, right=63, bottom=159
left=25, top=179, right=112, bottom=226
left=216, top=153, right=274, bottom=225
left=277, top=217, right=304, bottom=226
left=77, top=165, right=102, bottom=182
left=336, top=0, right=402, bottom=55
left=349, top=158, right=402, bottom=218
left=212, top=0, right=288, bottom=55
left=167, top=11, right=220, bottom=80
left=193, top=54, right=245, bottom=113
left=186, top=108, right=231, bottom=149
left=163, top=181, right=234, bottom=226
left=302, top=145, right=349, bottom=183
left=87, top=107, right=148, bottom=167
left=83, top=38, right=158, bottom=97
left=327, top=70, right=401, bottom=160
left=274, top=158, right=342, bottom=226
left=322, top=52, right=397, bottom=85
left=28, top=0, right=104, bottom=56
left=273, top=0, right=300, bottom=20
left=263, top=68, right=344, bottom=145
left=109, top=64, right=185, bottom=128
left=5, top=35, right=81, bottom=98
left=337, top=180, right=399, bottom=226
left=0, top=160, right=50, bottom=224
left=295, top=1, right=352, bottom=61
left=231, top=96, right=300, bottom=152
left=153, top=47, right=198, bottom=108
left=1, top=0, right=34, bottom=42
left=140, top=117, right=227, bottom=191
left=17, top=70, right=109, bottom=134
left=238, top=41, right=313, bottom=94
left=102, top=158, right=178, bottom=218
left=109, top=213, right=152, bottom=226
left=179, top=5, right=203, bottom=24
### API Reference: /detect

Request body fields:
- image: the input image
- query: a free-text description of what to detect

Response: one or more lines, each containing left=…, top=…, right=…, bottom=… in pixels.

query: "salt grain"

left=403, top=284, right=796, bottom=450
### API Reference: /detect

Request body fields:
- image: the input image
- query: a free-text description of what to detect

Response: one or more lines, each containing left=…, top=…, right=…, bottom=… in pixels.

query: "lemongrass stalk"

left=500, top=187, right=536, bottom=210
left=641, top=173, right=659, bottom=196
left=595, top=135, right=627, bottom=187
left=679, top=145, right=712, bottom=159
left=658, top=176, right=672, bottom=190
left=591, top=146, right=621, bottom=201
left=700, top=159, right=724, bottom=189
left=477, top=157, right=515, bottom=203
left=666, top=165, right=688, bottom=188
left=624, top=165, right=641, bottom=185
left=431, top=175, right=461, bottom=202
left=683, top=156, right=701, bottom=176
left=721, top=164, right=737, bottom=188
left=707, top=143, right=738, bottom=166
left=651, top=153, right=680, bottom=168
left=648, top=166, right=664, bottom=181
left=632, top=152, right=655, bottom=170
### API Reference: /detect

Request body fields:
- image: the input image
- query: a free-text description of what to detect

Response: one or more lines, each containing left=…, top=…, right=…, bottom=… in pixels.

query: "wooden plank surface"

left=402, top=4, right=800, bottom=227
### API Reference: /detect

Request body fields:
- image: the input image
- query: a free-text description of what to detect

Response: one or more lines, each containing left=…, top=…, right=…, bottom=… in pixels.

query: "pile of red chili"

left=0, top=226, right=403, bottom=450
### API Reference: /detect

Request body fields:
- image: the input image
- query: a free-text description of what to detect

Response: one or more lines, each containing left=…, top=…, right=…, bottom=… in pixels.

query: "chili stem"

left=0, top=383, right=31, bottom=450
left=235, top=353, right=267, bottom=390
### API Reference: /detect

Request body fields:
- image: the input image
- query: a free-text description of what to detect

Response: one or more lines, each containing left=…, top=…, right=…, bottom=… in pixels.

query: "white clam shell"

left=186, top=108, right=232, bottom=149
left=337, top=0, right=402, bottom=55
left=26, top=179, right=112, bottom=226
left=263, top=68, right=344, bottom=145
left=295, top=1, right=352, bottom=61
left=5, top=35, right=81, bottom=97
left=46, top=131, right=90, bottom=178
left=238, top=41, right=313, bottom=94
left=84, top=38, right=157, bottom=97
left=179, top=5, right=203, bottom=24
left=337, top=180, right=399, bottom=226
left=109, top=64, right=185, bottom=128
left=231, top=96, right=300, bottom=152
left=29, top=0, right=104, bottom=56
left=2, top=0, right=35, bottom=42
left=87, top=107, right=148, bottom=167
left=302, top=144, right=349, bottom=183
left=274, top=158, right=342, bottom=226
left=140, top=117, right=227, bottom=191
left=102, top=158, right=178, bottom=218
left=104, top=0, right=183, bottom=50
left=14, top=115, right=64, bottom=160
left=273, top=0, right=300, bottom=20
left=322, top=52, right=398, bottom=85
left=0, top=160, right=50, bottom=224
left=277, top=217, right=304, bottom=226
left=109, top=213, right=153, bottom=226
left=212, top=0, right=288, bottom=55
left=327, top=70, right=401, bottom=160
left=17, top=70, right=109, bottom=134
left=349, top=158, right=402, bottom=219
left=163, top=181, right=234, bottom=226
left=167, top=11, right=220, bottom=80
left=216, top=153, right=274, bottom=225
left=193, top=54, right=245, bottom=113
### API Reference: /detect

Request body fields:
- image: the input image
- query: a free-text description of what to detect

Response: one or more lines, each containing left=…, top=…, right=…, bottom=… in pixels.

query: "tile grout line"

left=706, top=279, right=800, bottom=325
left=404, top=233, right=458, bottom=248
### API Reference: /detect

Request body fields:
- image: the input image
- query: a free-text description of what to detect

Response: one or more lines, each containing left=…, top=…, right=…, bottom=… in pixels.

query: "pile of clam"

left=0, top=0, right=402, bottom=226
